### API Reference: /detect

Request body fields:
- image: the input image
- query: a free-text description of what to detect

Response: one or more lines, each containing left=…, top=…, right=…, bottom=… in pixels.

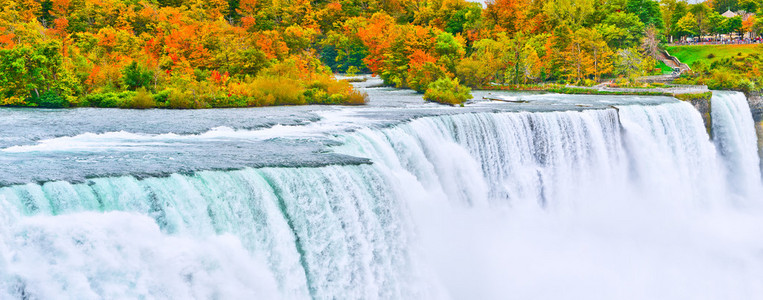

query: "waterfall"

left=0, top=167, right=431, bottom=299
left=2, top=99, right=762, bottom=299
left=711, top=91, right=763, bottom=201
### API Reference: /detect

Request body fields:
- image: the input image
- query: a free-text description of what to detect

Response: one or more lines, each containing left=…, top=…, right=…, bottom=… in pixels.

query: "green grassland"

left=656, top=60, right=674, bottom=74
left=666, top=44, right=763, bottom=67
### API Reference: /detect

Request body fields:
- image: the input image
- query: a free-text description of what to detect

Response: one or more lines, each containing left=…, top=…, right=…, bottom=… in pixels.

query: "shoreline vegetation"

left=0, top=0, right=760, bottom=108
left=479, top=82, right=714, bottom=102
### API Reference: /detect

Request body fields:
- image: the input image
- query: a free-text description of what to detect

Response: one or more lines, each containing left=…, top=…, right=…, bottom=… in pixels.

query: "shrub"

left=674, top=92, right=712, bottom=102
left=29, top=91, right=69, bottom=108
left=580, top=79, right=598, bottom=87
left=736, top=79, right=756, bottom=93
left=83, top=91, right=135, bottom=108
left=705, top=71, right=737, bottom=90
left=250, top=76, right=305, bottom=105
left=424, top=77, right=472, bottom=105
left=346, top=66, right=359, bottom=76
left=123, top=87, right=156, bottom=109
left=344, top=89, right=367, bottom=105
left=305, top=76, right=367, bottom=105
left=0, top=96, right=26, bottom=106
left=304, top=88, right=330, bottom=103
left=152, top=90, right=171, bottom=106
left=166, top=89, right=197, bottom=109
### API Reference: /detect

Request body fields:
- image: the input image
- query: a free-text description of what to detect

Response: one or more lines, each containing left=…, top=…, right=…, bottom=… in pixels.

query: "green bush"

left=29, top=90, right=69, bottom=108
left=122, top=87, right=156, bottom=109
left=83, top=91, right=135, bottom=108
left=674, top=92, right=712, bottom=102
left=580, top=79, right=598, bottom=87
left=152, top=90, right=171, bottom=106
left=737, top=79, right=756, bottom=93
left=304, top=88, right=330, bottom=104
left=166, top=89, right=198, bottom=109
left=424, top=77, right=472, bottom=105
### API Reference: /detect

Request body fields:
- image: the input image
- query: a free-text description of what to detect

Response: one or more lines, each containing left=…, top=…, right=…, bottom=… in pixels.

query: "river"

left=1, top=80, right=761, bottom=299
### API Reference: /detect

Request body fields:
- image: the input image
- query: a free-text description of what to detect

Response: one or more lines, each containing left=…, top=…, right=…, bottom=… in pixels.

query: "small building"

left=722, top=10, right=737, bottom=18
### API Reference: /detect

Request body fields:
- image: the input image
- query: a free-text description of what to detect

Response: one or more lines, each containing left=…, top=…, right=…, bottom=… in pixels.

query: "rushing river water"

left=0, top=81, right=761, bottom=299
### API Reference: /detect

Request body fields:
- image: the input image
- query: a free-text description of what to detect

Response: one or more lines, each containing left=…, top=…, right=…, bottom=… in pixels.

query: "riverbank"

left=0, top=54, right=368, bottom=109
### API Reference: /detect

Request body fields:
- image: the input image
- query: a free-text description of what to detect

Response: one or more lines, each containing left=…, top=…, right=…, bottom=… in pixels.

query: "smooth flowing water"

left=0, top=85, right=761, bottom=299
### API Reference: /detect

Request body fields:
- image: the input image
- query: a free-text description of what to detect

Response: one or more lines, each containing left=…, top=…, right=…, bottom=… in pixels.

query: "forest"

left=0, top=0, right=761, bottom=108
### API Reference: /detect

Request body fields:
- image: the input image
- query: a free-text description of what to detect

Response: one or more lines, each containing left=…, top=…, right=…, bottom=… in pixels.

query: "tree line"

left=0, top=0, right=760, bottom=107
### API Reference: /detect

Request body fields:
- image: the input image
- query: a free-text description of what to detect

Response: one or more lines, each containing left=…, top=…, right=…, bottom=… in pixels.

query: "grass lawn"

left=656, top=60, right=673, bottom=74
left=665, top=44, right=763, bottom=68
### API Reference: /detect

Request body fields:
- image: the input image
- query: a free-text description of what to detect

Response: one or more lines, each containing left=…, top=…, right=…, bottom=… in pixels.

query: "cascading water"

left=711, top=91, right=763, bottom=201
left=1, top=94, right=762, bottom=299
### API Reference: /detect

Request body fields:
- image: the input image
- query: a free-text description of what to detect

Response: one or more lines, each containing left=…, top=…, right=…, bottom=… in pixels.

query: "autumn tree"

left=320, top=17, right=370, bottom=73
left=559, top=27, right=613, bottom=82
left=484, top=0, right=528, bottom=33
left=742, top=15, right=757, bottom=38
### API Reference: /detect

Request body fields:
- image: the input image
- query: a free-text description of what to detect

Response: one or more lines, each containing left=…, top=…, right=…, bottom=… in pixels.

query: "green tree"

left=713, top=0, right=739, bottom=13
left=543, top=0, right=596, bottom=28
left=738, top=0, right=759, bottom=12
left=122, top=61, right=153, bottom=91
left=661, top=0, right=688, bottom=40
left=598, top=11, right=645, bottom=48
left=707, top=11, right=726, bottom=36
left=434, top=31, right=466, bottom=73
left=0, top=40, right=78, bottom=107
left=675, top=12, right=698, bottom=38
left=724, top=15, right=744, bottom=34
left=444, top=3, right=482, bottom=35
left=614, top=47, right=651, bottom=79
left=690, top=3, right=713, bottom=36
left=424, top=77, right=472, bottom=105
left=626, top=0, right=663, bottom=28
